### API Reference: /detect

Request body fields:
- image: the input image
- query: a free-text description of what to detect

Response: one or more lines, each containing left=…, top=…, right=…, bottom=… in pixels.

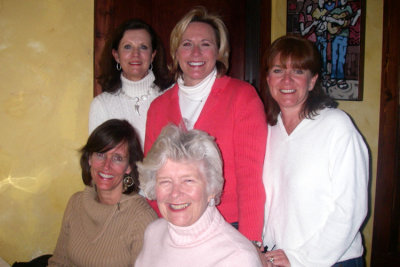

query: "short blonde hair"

left=169, top=6, right=230, bottom=81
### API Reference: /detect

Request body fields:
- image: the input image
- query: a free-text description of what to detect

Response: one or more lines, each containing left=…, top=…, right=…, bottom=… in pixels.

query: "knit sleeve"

left=233, top=83, right=267, bottom=242
left=143, top=101, right=158, bottom=156
left=129, top=200, right=158, bottom=263
left=219, top=248, right=263, bottom=267
left=88, top=94, right=109, bottom=134
left=47, top=195, right=77, bottom=267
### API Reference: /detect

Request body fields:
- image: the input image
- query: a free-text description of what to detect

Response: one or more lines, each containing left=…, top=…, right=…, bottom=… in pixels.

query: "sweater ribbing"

left=48, top=186, right=157, bottom=267
left=135, top=206, right=262, bottom=266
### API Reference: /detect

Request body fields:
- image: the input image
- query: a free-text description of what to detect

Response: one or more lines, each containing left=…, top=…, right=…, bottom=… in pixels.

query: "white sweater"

left=262, top=108, right=369, bottom=267
left=89, top=71, right=162, bottom=148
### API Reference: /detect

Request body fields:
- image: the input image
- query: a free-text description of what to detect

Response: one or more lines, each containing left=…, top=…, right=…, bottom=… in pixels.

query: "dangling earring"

left=149, top=63, right=153, bottom=71
left=123, top=175, right=134, bottom=191
left=116, top=63, right=121, bottom=71
left=208, top=198, right=216, bottom=207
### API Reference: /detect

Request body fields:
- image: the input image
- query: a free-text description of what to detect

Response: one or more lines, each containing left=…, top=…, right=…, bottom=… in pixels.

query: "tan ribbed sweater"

left=48, top=186, right=157, bottom=267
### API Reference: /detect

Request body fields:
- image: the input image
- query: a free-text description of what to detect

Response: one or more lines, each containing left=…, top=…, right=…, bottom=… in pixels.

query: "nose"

left=170, top=183, right=182, bottom=198
left=131, top=47, right=140, bottom=56
left=282, top=71, right=293, bottom=82
left=103, top=156, right=112, bottom=170
left=191, top=44, right=201, bottom=56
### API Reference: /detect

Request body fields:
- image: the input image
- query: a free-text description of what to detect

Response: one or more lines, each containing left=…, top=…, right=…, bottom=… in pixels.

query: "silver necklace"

left=120, top=90, right=151, bottom=116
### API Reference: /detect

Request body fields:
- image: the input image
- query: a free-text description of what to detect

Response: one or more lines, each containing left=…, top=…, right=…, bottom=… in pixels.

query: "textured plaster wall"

left=271, top=0, right=383, bottom=266
left=0, top=0, right=93, bottom=264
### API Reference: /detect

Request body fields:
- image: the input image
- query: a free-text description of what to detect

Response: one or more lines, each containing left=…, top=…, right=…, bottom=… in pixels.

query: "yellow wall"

left=0, top=0, right=93, bottom=264
left=271, top=1, right=382, bottom=266
left=0, top=0, right=383, bottom=265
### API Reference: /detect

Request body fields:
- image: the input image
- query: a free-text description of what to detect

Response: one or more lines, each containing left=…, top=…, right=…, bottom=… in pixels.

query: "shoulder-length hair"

left=169, top=6, right=230, bottom=81
left=263, top=34, right=338, bottom=125
left=80, top=119, right=143, bottom=194
left=97, top=19, right=173, bottom=93
left=137, top=124, right=224, bottom=204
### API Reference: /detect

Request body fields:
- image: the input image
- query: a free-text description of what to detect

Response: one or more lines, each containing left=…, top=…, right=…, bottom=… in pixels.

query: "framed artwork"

left=287, top=0, right=364, bottom=100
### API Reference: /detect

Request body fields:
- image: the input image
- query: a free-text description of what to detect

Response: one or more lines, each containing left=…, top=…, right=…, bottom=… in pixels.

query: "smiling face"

left=267, top=54, right=318, bottom=115
left=176, top=22, right=218, bottom=86
left=155, top=159, right=211, bottom=227
left=89, top=142, right=131, bottom=203
left=112, top=29, right=156, bottom=81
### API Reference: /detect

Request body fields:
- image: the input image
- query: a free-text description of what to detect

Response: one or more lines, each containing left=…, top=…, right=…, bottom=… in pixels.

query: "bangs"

left=266, top=35, right=321, bottom=74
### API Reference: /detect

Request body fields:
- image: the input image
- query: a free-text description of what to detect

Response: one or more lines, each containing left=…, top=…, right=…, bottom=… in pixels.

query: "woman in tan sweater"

left=48, top=119, right=157, bottom=267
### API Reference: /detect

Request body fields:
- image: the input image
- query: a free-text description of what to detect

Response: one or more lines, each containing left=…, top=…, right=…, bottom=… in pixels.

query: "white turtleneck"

left=135, top=206, right=262, bottom=267
left=89, top=71, right=162, bottom=148
left=178, top=68, right=217, bottom=129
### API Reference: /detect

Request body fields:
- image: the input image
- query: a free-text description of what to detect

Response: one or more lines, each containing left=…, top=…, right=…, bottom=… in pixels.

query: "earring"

left=208, top=198, right=215, bottom=207
left=123, top=175, right=134, bottom=191
left=116, top=63, right=121, bottom=71
left=149, top=63, right=153, bottom=71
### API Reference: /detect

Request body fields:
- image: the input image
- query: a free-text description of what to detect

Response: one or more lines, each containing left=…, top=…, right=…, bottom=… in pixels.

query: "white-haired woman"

left=135, top=124, right=262, bottom=267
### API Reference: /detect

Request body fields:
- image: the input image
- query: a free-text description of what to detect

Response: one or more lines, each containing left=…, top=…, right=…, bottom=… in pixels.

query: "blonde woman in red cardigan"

left=144, top=7, right=267, bottom=244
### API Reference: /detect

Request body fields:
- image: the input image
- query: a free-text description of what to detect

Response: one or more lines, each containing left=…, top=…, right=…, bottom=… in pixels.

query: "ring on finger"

left=269, top=256, right=274, bottom=263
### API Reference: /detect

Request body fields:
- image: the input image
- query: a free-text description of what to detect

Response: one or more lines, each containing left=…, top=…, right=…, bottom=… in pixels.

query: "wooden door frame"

left=371, top=0, right=400, bottom=265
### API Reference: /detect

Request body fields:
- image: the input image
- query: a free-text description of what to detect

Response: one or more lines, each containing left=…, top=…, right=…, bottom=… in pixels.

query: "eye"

left=294, top=69, right=304, bottom=74
left=95, top=152, right=105, bottom=159
left=184, top=177, right=196, bottom=184
left=111, top=154, right=124, bottom=163
left=271, top=68, right=282, bottom=74
left=157, top=178, right=171, bottom=186
left=182, top=41, right=192, bottom=48
left=140, top=44, right=148, bottom=50
left=123, top=44, right=132, bottom=49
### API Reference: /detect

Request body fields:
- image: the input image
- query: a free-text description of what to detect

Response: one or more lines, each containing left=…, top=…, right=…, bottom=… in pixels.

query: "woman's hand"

left=261, top=249, right=290, bottom=267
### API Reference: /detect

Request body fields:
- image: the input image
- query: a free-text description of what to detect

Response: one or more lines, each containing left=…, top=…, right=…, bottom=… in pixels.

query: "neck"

left=281, top=108, right=304, bottom=135
left=97, top=188, right=123, bottom=205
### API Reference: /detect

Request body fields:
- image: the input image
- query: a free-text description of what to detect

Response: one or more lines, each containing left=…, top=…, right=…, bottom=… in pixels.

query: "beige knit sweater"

left=48, top=186, right=157, bottom=267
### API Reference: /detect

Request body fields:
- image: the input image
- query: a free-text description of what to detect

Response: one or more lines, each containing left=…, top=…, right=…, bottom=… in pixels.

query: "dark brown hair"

left=263, top=35, right=337, bottom=125
left=97, top=19, right=173, bottom=93
left=80, top=119, right=143, bottom=194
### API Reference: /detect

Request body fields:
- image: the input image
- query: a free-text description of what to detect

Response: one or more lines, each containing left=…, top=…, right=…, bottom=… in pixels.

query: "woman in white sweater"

left=89, top=19, right=173, bottom=148
left=261, top=35, right=369, bottom=267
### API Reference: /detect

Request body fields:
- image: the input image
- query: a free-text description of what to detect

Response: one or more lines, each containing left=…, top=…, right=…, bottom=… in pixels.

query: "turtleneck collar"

left=120, top=70, right=156, bottom=98
left=167, top=206, right=222, bottom=247
left=178, top=68, right=217, bottom=101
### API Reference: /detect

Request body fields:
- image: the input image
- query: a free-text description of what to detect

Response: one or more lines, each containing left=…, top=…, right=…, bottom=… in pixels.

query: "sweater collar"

left=120, top=70, right=156, bottom=98
left=82, top=186, right=138, bottom=242
left=167, top=206, right=221, bottom=247
left=177, top=68, right=217, bottom=101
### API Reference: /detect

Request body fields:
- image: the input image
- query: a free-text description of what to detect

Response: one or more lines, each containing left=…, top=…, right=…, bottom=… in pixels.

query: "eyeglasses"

left=92, top=152, right=128, bottom=166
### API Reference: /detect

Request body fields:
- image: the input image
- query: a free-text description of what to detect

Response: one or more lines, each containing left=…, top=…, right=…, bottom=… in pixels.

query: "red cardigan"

left=144, top=76, right=267, bottom=241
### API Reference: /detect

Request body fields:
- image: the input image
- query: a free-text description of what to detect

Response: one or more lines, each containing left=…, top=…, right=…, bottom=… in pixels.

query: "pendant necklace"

left=121, top=90, right=151, bottom=116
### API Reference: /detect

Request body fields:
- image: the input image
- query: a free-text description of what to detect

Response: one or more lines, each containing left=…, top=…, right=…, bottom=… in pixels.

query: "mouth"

left=99, top=172, right=114, bottom=179
left=280, top=89, right=296, bottom=93
left=129, top=62, right=141, bottom=66
left=188, top=61, right=205, bottom=67
left=169, top=203, right=190, bottom=211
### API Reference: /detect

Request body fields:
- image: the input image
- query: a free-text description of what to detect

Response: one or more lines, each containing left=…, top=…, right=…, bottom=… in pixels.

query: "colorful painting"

left=287, top=0, right=364, bottom=100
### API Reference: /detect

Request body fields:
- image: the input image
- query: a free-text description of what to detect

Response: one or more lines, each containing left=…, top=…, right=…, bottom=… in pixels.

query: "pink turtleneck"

left=135, top=206, right=262, bottom=267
